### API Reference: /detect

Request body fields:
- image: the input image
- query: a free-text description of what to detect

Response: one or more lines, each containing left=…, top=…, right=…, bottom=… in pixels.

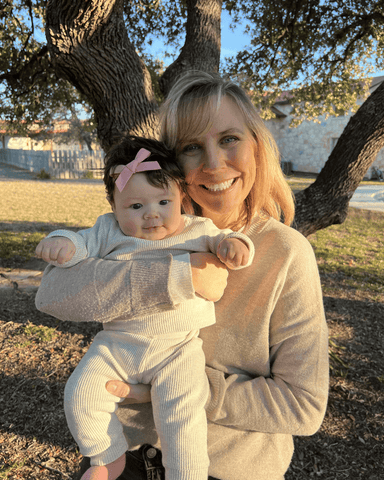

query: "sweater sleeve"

left=44, top=213, right=118, bottom=268
left=35, top=253, right=195, bottom=323
left=204, top=233, right=329, bottom=436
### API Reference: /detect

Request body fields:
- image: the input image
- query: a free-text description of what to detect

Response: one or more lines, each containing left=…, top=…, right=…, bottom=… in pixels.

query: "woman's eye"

left=159, top=200, right=170, bottom=206
left=130, top=203, right=142, bottom=210
left=181, top=143, right=200, bottom=154
left=222, top=136, right=238, bottom=144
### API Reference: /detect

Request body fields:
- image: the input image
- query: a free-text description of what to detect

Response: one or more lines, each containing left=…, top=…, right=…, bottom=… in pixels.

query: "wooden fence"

left=0, top=149, right=105, bottom=179
left=49, top=150, right=104, bottom=179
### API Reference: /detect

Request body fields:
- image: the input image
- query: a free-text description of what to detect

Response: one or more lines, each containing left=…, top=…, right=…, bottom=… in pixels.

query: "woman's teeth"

left=203, top=179, right=235, bottom=192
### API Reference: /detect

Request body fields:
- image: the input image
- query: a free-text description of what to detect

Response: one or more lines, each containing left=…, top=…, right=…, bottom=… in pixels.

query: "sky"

left=145, top=9, right=384, bottom=80
left=146, top=10, right=251, bottom=67
left=217, top=10, right=251, bottom=64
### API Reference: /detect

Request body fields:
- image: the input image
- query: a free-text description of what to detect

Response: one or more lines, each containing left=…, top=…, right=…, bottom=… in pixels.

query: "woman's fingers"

left=190, top=252, right=228, bottom=302
left=106, top=380, right=130, bottom=397
left=105, top=380, right=151, bottom=404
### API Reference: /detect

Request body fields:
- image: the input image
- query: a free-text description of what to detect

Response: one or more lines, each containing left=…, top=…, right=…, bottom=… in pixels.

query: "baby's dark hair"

left=104, top=135, right=186, bottom=203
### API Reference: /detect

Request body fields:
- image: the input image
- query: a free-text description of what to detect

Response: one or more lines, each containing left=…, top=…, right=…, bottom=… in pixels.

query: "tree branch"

left=294, top=80, right=384, bottom=236
left=159, top=0, right=222, bottom=97
left=46, top=0, right=159, bottom=150
left=0, top=45, right=48, bottom=85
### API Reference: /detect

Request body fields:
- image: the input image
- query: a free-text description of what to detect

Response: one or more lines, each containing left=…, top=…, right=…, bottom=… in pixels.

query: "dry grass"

left=0, top=293, right=102, bottom=480
left=0, top=180, right=110, bottom=229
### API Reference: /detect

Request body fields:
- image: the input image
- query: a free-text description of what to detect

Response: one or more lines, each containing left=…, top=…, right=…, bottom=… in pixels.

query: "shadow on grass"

left=0, top=220, right=90, bottom=233
left=0, top=373, right=73, bottom=448
left=286, top=430, right=383, bottom=479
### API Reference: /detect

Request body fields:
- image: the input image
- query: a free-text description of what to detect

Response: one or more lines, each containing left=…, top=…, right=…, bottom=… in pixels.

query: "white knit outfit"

left=47, top=213, right=254, bottom=480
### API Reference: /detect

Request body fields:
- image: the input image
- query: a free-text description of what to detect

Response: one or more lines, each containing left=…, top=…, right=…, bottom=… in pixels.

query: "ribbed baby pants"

left=64, top=328, right=209, bottom=480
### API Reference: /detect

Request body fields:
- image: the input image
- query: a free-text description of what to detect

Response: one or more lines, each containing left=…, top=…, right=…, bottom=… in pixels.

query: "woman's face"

left=177, top=96, right=257, bottom=228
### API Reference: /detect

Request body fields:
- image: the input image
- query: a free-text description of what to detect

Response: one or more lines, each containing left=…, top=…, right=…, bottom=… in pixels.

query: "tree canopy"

left=226, top=0, right=384, bottom=123
left=1, top=0, right=384, bottom=234
left=2, top=0, right=384, bottom=131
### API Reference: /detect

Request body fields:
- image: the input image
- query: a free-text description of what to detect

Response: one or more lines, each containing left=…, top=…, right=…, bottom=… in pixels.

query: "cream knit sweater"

left=43, top=213, right=254, bottom=335
left=36, top=216, right=329, bottom=480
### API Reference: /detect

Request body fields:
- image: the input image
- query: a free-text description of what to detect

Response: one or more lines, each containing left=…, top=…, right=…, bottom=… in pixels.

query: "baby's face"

left=109, top=173, right=184, bottom=240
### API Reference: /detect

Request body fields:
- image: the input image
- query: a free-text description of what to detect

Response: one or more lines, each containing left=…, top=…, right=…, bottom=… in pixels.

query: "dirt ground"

left=0, top=266, right=383, bottom=478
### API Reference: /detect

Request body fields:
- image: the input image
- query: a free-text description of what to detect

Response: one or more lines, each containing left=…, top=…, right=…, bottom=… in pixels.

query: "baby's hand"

left=217, top=238, right=250, bottom=270
left=35, top=237, right=76, bottom=265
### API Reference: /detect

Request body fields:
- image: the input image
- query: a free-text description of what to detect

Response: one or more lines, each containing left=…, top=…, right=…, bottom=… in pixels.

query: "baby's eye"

left=159, top=200, right=170, bottom=206
left=130, top=203, right=143, bottom=210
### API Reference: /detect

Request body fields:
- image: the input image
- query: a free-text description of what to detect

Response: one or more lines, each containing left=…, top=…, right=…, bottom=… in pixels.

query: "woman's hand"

left=106, top=381, right=151, bottom=404
left=190, top=252, right=229, bottom=302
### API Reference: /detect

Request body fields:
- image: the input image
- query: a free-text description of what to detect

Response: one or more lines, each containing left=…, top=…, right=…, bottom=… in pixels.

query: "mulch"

left=0, top=270, right=383, bottom=479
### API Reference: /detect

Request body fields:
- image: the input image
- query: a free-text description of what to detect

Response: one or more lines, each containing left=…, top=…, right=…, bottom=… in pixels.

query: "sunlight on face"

left=177, top=96, right=257, bottom=229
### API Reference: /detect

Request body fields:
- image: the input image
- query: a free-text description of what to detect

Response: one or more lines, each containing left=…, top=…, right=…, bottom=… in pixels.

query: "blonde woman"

left=36, top=71, right=329, bottom=480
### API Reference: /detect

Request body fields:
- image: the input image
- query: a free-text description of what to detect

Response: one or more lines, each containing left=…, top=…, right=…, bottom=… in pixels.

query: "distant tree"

left=0, top=0, right=89, bottom=134
left=225, top=0, right=384, bottom=125
left=46, top=110, right=98, bottom=152
left=1, top=0, right=384, bottom=234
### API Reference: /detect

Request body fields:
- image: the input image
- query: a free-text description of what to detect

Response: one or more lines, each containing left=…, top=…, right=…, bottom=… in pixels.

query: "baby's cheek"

left=119, top=219, right=138, bottom=236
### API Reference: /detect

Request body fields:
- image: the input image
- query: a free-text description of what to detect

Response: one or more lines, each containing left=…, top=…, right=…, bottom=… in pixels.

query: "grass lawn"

left=1, top=176, right=383, bottom=479
left=0, top=179, right=110, bottom=267
left=0, top=179, right=110, bottom=228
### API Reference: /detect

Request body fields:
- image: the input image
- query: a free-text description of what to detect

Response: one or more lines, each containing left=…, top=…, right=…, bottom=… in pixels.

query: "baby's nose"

left=144, top=208, right=159, bottom=219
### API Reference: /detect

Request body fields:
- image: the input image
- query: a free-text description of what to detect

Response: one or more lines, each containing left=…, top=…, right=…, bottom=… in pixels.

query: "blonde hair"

left=160, top=71, right=295, bottom=230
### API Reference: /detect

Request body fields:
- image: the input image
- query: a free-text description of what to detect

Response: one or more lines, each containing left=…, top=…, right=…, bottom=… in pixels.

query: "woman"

left=36, top=71, right=329, bottom=480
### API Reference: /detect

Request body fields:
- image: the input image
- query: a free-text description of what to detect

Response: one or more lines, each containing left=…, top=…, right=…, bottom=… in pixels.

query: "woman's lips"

left=200, top=178, right=236, bottom=192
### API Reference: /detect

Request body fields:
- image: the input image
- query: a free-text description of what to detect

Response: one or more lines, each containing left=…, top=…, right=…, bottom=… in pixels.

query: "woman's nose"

left=202, top=144, right=227, bottom=171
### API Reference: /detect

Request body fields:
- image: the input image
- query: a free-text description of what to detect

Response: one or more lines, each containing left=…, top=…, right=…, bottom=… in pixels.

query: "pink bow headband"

left=111, top=148, right=161, bottom=192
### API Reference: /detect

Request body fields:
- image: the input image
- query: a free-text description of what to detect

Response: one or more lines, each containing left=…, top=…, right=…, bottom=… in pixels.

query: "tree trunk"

left=294, top=80, right=384, bottom=237
left=159, top=0, right=222, bottom=97
left=45, top=0, right=159, bottom=151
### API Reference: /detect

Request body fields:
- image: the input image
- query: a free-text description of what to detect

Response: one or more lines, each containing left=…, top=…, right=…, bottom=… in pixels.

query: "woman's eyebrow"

left=180, top=136, right=199, bottom=144
left=181, top=128, right=243, bottom=143
left=219, top=128, right=243, bottom=135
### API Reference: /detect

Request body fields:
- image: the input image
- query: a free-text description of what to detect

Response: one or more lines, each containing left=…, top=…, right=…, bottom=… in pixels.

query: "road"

left=349, top=185, right=384, bottom=212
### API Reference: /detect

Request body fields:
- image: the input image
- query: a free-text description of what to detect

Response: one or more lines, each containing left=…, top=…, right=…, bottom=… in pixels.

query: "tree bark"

left=159, top=0, right=222, bottom=97
left=45, top=0, right=159, bottom=150
left=294, top=80, right=384, bottom=236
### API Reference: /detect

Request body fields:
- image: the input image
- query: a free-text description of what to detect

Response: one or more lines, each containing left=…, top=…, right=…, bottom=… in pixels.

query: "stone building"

left=266, top=76, right=384, bottom=178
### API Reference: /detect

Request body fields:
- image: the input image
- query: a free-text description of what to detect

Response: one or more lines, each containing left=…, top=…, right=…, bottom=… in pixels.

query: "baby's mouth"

left=144, top=225, right=162, bottom=230
left=201, top=179, right=236, bottom=192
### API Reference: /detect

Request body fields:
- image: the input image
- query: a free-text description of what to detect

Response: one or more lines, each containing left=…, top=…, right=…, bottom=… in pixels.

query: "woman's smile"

left=200, top=178, right=237, bottom=192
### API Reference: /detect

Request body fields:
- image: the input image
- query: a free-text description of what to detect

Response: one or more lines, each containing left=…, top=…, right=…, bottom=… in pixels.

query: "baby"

left=35, top=135, right=254, bottom=480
